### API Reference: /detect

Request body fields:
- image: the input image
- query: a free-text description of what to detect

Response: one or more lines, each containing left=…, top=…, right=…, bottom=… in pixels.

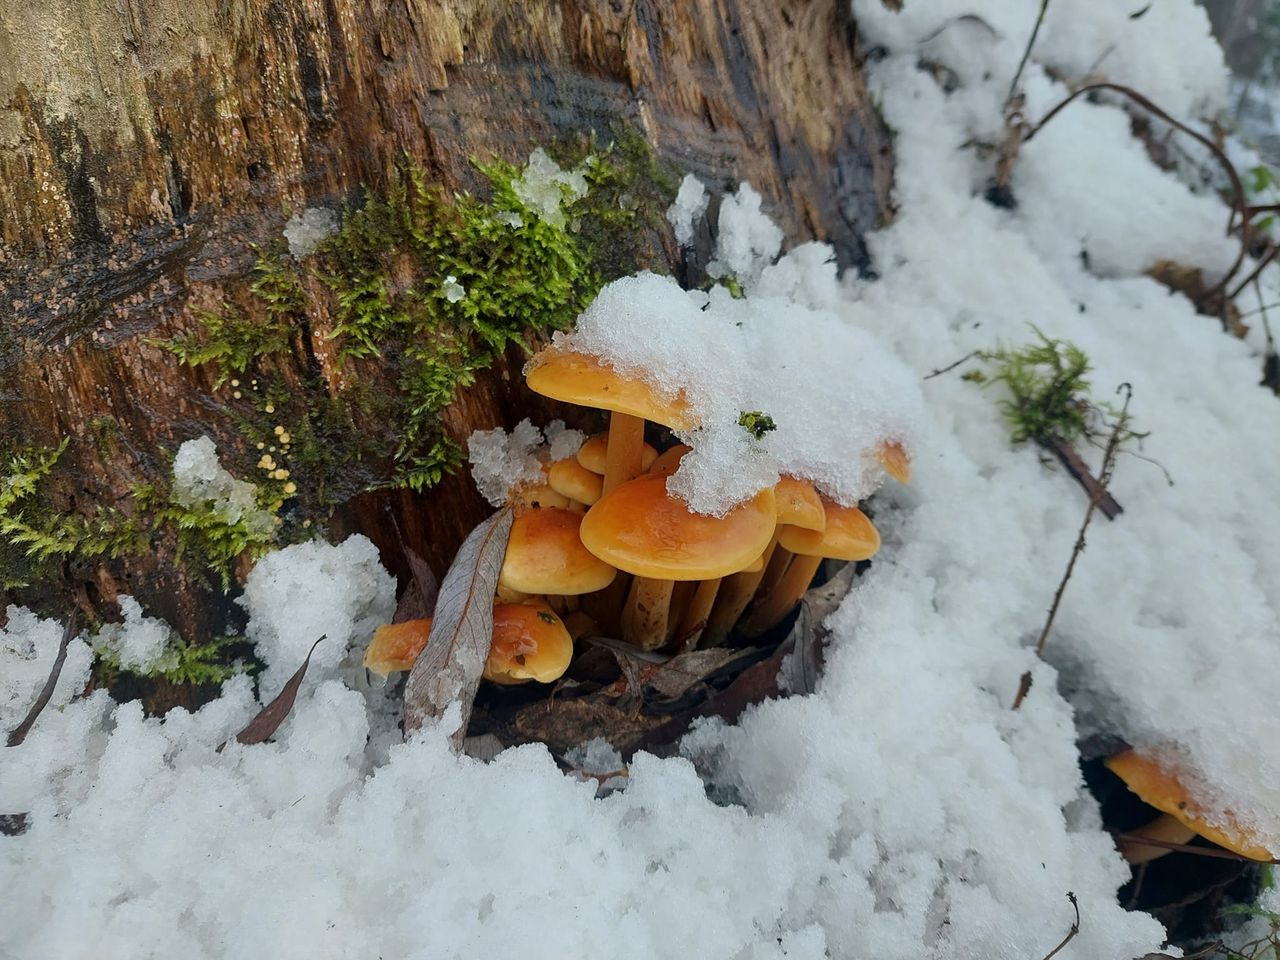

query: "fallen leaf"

left=219, top=636, right=325, bottom=750
left=403, top=506, right=514, bottom=746
left=394, top=547, right=439, bottom=624
left=778, top=563, right=855, bottom=696
left=645, top=647, right=748, bottom=700
left=6, top=611, right=78, bottom=747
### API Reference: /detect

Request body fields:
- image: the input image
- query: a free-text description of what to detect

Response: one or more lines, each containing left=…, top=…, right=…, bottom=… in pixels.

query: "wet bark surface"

left=0, top=0, right=892, bottom=641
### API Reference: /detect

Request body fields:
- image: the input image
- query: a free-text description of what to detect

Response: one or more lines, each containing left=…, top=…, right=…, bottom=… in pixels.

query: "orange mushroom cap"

left=1105, top=749, right=1275, bottom=861
left=483, top=601, right=575, bottom=685
left=878, top=440, right=912, bottom=484
left=774, top=477, right=826, bottom=532
left=577, top=432, right=658, bottom=475
left=778, top=500, right=880, bottom=561
left=364, top=618, right=432, bottom=677
left=548, top=457, right=605, bottom=505
left=500, top=507, right=617, bottom=596
left=580, top=474, right=776, bottom=580
left=525, top=350, right=696, bottom=430
left=647, top=444, right=691, bottom=477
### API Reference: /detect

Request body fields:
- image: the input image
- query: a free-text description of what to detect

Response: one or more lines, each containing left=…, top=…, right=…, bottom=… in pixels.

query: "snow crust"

left=283, top=206, right=337, bottom=259
left=666, top=173, right=709, bottom=247
left=171, top=436, right=273, bottom=535
left=512, top=148, right=588, bottom=229
left=3, top=3, right=1279, bottom=958
left=94, top=596, right=175, bottom=673
left=237, top=536, right=395, bottom=697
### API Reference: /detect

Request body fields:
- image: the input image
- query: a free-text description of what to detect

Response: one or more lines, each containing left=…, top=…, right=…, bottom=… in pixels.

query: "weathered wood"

left=0, top=0, right=892, bottom=641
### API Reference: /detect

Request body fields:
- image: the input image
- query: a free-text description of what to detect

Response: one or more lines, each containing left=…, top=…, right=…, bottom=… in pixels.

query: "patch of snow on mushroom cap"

left=556, top=268, right=922, bottom=515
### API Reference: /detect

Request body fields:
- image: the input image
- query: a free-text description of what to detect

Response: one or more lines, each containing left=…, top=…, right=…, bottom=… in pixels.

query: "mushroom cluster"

left=365, top=343, right=911, bottom=689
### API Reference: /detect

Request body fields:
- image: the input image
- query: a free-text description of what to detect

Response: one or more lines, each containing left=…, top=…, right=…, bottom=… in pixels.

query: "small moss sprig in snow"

left=964, top=329, right=1140, bottom=449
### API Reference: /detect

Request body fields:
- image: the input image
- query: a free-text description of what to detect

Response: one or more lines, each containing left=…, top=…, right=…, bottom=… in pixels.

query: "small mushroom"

left=580, top=474, right=776, bottom=649
left=526, top=350, right=693, bottom=493
left=577, top=432, right=659, bottom=476
left=363, top=618, right=432, bottom=677
left=547, top=456, right=605, bottom=509
left=1106, top=749, right=1274, bottom=863
left=646, top=443, right=691, bottom=476
left=739, top=499, right=879, bottom=637
left=499, top=507, right=617, bottom=597
left=483, top=601, right=575, bottom=685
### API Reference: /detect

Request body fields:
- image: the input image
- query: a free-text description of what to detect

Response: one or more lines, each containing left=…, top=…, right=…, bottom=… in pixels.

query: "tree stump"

left=0, top=1, right=892, bottom=648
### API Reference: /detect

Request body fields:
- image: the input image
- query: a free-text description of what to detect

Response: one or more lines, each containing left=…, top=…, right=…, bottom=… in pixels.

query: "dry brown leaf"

left=220, top=636, right=325, bottom=750
left=403, top=506, right=513, bottom=746
left=393, top=546, right=440, bottom=624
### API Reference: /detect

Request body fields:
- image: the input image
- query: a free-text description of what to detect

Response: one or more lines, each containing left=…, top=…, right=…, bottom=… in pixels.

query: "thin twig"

left=6, top=611, right=79, bottom=747
left=1007, top=0, right=1051, bottom=106
left=1230, top=243, right=1280, bottom=301
left=923, top=351, right=979, bottom=380
left=1024, top=83, right=1252, bottom=304
left=1033, top=385, right=1131, bottom=659
left=1044, top=437, right=1123, bottom=520
left=1039, top=893, right=1080, bottom=960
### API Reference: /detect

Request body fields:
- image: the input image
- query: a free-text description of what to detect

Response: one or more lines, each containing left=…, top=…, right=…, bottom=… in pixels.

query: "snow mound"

left=238, top=536, right=395, bottom=697
left=94, top=596, right=175, bottom=673
left=666, top=173, right=709, bottom=248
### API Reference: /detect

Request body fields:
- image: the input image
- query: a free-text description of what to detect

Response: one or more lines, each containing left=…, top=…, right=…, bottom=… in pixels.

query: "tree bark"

left=0, top=0, right=891, bottom=644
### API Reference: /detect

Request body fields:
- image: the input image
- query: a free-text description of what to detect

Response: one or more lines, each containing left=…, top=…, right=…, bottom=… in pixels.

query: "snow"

left=4, top=2, right=1280, bottom=957
left=282, top=206, right=337, bottom=259
left=171, top=436, right=273, bottom=535
left=512, top=148, right=588, bottom=229
left=237, top=536, right=396, bottom=698
left=705, top=183, right=785, bottom=287
left=552, top=270, right=922, bottom=516
left=442, top=274, right=466, bottom=303
left=0, top=606, right=92, bottom=731
left=94, top=596, right=175, bottom=673
left=666, top=173, right=709, bottom=247
left=467, top=418, right=550, bottom=507
left=543, top=419, right=587, bottom=462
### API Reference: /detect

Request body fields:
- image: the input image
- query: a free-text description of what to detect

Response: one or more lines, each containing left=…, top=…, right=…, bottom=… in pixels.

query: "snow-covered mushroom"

left=740, top=499, right=879, bottom=637
left=525, top=350, right=693, bottom=493
left=580, top=473, right=775, bottom=649
left=483, top=601, right=575, bottom=685
left=1106, top=749, right=1274, bottom=864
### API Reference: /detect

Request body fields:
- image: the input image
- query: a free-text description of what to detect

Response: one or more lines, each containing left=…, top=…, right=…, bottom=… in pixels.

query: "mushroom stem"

left=603, top=413, right=646, bottom=494
left=756, top=544, right=794, bottom=601
left=677, top=578, right=721, bottom=649
left=703, top=535, right=779, bottom=646
left=739, top=553, right=823, bottom=637
left=622, top=576, right=674, bottom=650
left=1117, top=814, right=1198, bottom=864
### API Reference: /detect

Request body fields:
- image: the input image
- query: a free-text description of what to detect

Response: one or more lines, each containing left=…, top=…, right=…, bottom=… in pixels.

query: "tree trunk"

left=0, top=0, right=891, bottom=649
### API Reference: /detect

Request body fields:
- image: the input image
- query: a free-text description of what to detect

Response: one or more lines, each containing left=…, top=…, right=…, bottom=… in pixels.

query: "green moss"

left=737, top=410, right=777, bottom=439
left=155, top=245, right=302, bottom=389
left=0, top=438, right=279, bottom=593
left=965, top=329, right=1099, bottom=446
left=152, top=131, right=678, bottom=501
left=94, top=633, right=250, bottom=687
